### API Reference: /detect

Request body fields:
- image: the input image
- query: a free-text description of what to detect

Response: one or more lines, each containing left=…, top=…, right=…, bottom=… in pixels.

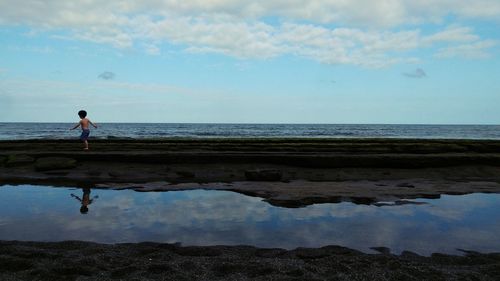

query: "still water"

left=0, top=185, right=499, bottom=256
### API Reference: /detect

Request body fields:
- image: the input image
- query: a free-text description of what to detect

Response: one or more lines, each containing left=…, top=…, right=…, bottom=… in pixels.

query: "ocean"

left=0, top=123, right=499, bottom=140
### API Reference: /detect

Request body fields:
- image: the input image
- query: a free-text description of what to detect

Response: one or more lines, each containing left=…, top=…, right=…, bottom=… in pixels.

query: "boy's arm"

left=70, top=122, right=81, bottom=130
left=89, top=120, right=98, bottom=128
left=70, top=194, right=82, bottom=201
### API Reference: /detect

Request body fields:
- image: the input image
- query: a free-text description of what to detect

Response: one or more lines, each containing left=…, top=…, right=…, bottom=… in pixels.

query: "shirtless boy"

left=70, top=110, right=98, bottom=150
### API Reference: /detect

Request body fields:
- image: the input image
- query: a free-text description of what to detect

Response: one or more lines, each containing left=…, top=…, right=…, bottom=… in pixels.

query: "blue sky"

left=0, top=0, right=499, bottom=124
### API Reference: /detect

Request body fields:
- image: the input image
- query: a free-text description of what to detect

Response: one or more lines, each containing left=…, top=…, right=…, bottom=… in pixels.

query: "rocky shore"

left=1, top=240, right=499, bottom=281
left=1, top=138, right=500, bottom=280
left=1, top=138, right=500, bottom=206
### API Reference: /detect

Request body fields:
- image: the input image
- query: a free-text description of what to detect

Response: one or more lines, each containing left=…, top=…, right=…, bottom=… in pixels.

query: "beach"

left=1, top=138, right=500, bottom=280
left=3, top=0, right=500, bottom=278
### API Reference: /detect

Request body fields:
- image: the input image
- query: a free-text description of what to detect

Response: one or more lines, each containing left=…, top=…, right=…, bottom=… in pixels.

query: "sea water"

left=0, top=123, right=500, bottom=140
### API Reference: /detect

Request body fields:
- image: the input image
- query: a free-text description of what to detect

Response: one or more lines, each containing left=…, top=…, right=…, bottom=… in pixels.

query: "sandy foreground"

left=1, top=138, right=500, bottom=280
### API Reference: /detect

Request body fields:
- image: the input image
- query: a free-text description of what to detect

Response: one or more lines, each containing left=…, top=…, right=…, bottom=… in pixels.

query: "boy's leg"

left=80, top=129, right=90, bottom=150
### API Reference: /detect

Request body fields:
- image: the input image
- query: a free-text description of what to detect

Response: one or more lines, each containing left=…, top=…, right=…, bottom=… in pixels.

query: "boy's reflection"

left=71, top=187, right=99, bottom=214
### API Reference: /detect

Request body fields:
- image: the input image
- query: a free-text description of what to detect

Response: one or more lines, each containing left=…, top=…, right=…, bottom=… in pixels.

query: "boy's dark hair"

left=78, top=110, right=87, bottom=118
left=80, top=205, right=89, bottom=214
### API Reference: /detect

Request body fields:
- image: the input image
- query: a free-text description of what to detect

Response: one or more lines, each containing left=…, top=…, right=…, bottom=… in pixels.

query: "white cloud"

left=141, top=16, right=282, bottom=59
left=0, top=0, right=498, bottom=67
left=1, top=0, right=499, bottom=27
left=143, top=43, right=160, bottom=55
left=126, top=17, right=493, bottom=67
left=7, top=45, right=53, bottom=53
left=74, top=29, right=133, bottom=49
left=435, top=40, right=498, bottom=59
left=423, top=26, right=480, bottom=44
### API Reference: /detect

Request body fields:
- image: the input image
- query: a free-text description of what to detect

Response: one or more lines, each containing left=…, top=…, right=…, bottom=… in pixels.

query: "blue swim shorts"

left=80, top=129, right=90, bottom=141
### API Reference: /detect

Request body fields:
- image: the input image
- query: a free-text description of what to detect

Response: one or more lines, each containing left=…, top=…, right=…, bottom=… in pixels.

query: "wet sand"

left=1, top=138, right=500, bottom=280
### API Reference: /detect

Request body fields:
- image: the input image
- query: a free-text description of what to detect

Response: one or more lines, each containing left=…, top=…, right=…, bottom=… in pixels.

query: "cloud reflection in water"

left=0, top=185, right=499, bottom=256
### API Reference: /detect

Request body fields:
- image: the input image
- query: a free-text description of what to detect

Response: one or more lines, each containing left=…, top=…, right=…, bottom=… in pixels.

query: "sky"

left=0, top=0, right=499, bottom=124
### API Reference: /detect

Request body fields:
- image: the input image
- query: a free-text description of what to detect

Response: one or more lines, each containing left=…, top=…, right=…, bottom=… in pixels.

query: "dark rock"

left=421, top=194, right=441, bottom=199
left=294, top=248, right=329, bottom=259
left=245, top=169, right=282, bottom=181
left=351, top=197, right=376, bottom=205
left=401, top=250, right=421, bottom=258
left=387, top=260, right=402, bottom=270
left=176, top=171, right=195, bottom=178
left=110, top=265, right=140, bottom=278
left=255, top=248, right=287, bottom=258
left=286, top=269, right=305, bottom=277
left=0, top=155, right=6, bottom=166
left=148, top=263, right=174, bottom=274
left=43, top=171, right=69, bottom=176
left=0, top=256, right=34, bottom=272
left=53, top=264, right=92, bottom=276
left=212, top=263, right=245, bottom=276
left=173, top=246, right=221, bottom=257
left=5, top=154, right=35, bottom=167
left=86, top=170, right=102, bottom=176
left=248, top=266, right=276, bottom=278
left=34, top=157, right=77, bottom=171
left=321, top=245, right=362, bottom=255
left=396, top=182, right=415, bottom=188
left=109, top=170, right=126, bottom=178
left=1, top=240, right=499, bottom=281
